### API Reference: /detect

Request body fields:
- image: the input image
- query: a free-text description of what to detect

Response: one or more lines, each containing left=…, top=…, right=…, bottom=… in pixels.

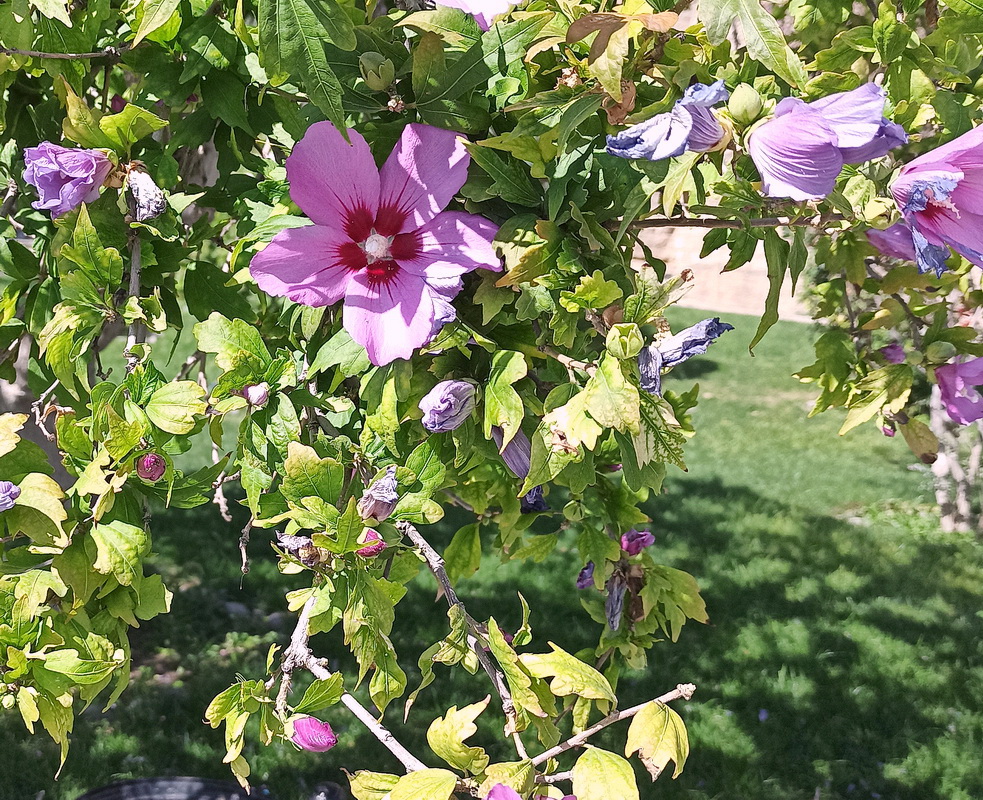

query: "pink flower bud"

left=241, top=382, right=270, bottom=408
left=357, top=465, right=398, bottom=522
left=290, top=716, right=337, bottom=752
left=136, top=453, right=166, bottom=482
left=356, top=529, right=388, bottom=557
left=620, top=529, right=655, bottom=556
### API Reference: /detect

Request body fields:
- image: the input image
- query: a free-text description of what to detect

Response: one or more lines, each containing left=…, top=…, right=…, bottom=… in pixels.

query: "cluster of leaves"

left=0, top=0, right=980, bottom=796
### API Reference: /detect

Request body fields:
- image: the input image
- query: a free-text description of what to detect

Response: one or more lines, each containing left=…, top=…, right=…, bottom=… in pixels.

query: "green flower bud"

left=605, top=323, right=645, bottom=360
left=359, top=52, right=395, bottom=92
left=905, top=350, right=924, bottom=366
left=925, top=341, right=958, bottom=362
left=728, top=84, right=764, bottom=127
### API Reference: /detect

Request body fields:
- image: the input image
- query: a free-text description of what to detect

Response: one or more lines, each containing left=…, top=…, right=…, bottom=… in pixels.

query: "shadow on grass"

left=4, top=478, right=982, bottom=800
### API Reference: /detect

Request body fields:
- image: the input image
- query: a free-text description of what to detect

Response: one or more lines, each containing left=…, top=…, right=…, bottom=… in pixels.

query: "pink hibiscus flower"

left=249, top=122, right=501, bottom=366
left=936, top=356, right=983, bottom=425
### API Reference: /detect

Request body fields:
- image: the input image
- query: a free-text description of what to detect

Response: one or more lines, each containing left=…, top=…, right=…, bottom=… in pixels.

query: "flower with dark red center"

left=289, top=716, right=337, bottom=752
left=249, top=122, right=502, bottom=366
left=135, top=453, right=166, bottom=482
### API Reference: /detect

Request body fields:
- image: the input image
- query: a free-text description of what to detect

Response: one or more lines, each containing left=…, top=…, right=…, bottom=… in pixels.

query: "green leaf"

left=43, top=648, right=123, bottom=685
left=144, top=380, right=207, bottom=435
left=389, top=768, right=458, bottom=800
left=294, top=673, right=344, bottom=714
left=258, top=0, right=350, bottom=131
left=748, top=229, right=788, bottom=353
left=583, top=354, right=640, bottom=433
left=413, top=31, right=446, bottom=104
left=623, top=264, right=693, bottom=325
left=494, top=216, right=564, bottom=287
left=13, top=569, right=68, bottom=622
left=90, top=520, right=150, bottom=587
left=483, top=350, right=527, bottom=446
left=519, top=643, right=616, bottom=702
left=427, top=696, right=490, bottom=774
left=184, top=262, right=255, bottom=324
left=443, top=524, right=481, bottom=584
left=28, top=0, right=70, bottom=26
left=194, top=312, right=272, bottom=371
left=625, top=700, right=690, bottom=779
left=349, top=771, right=401, bottom=800
left=281, top=442, right=345, bottom=507
left=559, top=270, right=623, bottom=312
left=98, top=105, right=168, bottom=152
left=133, top=0, right=182, bottom=46
left=941, top=0, right=983, bottom=14
left=698, top=0, right=808, bottom=87
left=572, top=747, right=640, bottom=800
left=60, top=205, right=124, bottom=291
left=468, top=144, right=543, bottom=207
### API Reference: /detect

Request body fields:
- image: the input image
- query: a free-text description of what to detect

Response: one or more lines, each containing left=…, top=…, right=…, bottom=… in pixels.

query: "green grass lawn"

left=4, top=310, right=982, bottom=800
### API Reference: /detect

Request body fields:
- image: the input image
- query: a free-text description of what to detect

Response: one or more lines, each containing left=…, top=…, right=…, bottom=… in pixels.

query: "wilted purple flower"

left=621, top=529, right=655, bottom=556
left=638, top=317, right=734, bottom=394
left=879, top=343, right=906, bottom=365
left=419, top=380, right=476, bottom=432
left=606, top=81, right=729, bottom=162
left=240, top=382, right=270, bottom=408
left=749, top=84, right=907, bottom=200
left=357, top=465, right=399, bottom=521
left=110, top=94, right=127, bottom=113
left=605, top=572, right=628, bottom=631
left=23, top=142, right=113, bottom=218
left=576, top=562, right=595, bottom=589
left=436, top=0, right=514, bottom=29
left=936, top=357, right=983, bottom=425
left=356, top=529, right=388, bottom=557
left=126, top=165, right=167, bottom=222
left=290, top=716, right=337, bottom=752
left=136, top=453, right=166, bottom=482
left=520, top=485, right=548, bottom=514
left=890, top=125, right=983, bottom=276
left=867, top=222, right=917, bottom=262
left=881, top=424, right=896, bottom=438
left=491, top=426, right=531, bottom=477
left=0, top=481, right=21, bottom=512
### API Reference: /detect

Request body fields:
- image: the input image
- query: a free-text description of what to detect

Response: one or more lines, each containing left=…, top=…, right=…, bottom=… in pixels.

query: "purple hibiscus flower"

left=621, top=529, right=655, bottom=555
left=136, top=453, right=166, bottom=482
left=0, top=481, right=21, bottom=513
left=606, top=80, right=730, bottom=162
left=638, top=317, right=734, bottom=395
left=289, top=716, right=338, bottom=752
left=437, top=0, right=515, bottom=29
left=249, top=122, right=502, bottom=366
left=890, top=125, right=983, bottom=276
left=419, top=380, right=476, bottom=432
left=867, top=221, right=918, bottom=262
left=357, top=465, right=399, bottom=522
left=879, top=343, right=906, bottom=365
left=490, top=426, right=549, bottom=514
left=576, top=562, right=595, bottom=589
left=23, top=142, right=113, bottom=218
left=936, top=357, right=983, bottom=425
left=749, top=84, right=907, bottom=200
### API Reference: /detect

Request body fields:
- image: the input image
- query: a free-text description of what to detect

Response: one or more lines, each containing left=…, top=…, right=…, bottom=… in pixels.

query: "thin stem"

left=280, top=595, right=427, bottom=773
left=0, top=43, right=132, bottom=61
left=539, top=346, right=596, bottom=376
left=123, top=229, right=142, bottom=373
left=626, top=214, right=846, bottom=230
left=530, top=683, right=696, bottom=767
left=396, top=520, right=529, bottom=761
left=0, top=180, right=18, bottom=218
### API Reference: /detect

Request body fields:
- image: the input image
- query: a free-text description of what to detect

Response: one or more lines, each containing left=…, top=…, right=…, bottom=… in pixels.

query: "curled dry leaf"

left=602, top=80, right=637, bottom=124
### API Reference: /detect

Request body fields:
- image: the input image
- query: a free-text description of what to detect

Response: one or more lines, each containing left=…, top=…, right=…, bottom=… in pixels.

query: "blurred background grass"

left=4, top=309, right=982, bottom=800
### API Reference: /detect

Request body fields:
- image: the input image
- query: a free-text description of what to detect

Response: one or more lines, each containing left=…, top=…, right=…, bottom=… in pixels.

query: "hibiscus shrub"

left=0, top=0, right=981, bottom=798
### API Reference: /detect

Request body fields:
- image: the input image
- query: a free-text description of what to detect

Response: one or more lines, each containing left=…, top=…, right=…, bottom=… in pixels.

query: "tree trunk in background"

left=929, top=384, right=977, bottom=533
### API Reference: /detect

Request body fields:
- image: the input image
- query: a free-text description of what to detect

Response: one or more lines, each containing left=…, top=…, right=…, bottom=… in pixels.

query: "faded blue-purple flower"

left=867, top=222, right=917, bottom=263
left=638, top=317, right=734, bottom=394
left=419, top=380, right=476, bottom=433
left=879, top=343, right=906, bottom=365
left=520, top=485, right=548, bottom=514
left=749, top=84, right=907, bottom=200
left=605, top=572, right=627, bottom=631
left=491, top=426, right=549, bottom=514
left=357, top=465, right=399, bottom=521
left=23, top=142, right=113, bottom=218
left=576, top=562, right=595, bottom=589
left=621, top=529, right=655, bottom=556
left=0, top=481, right=21, bottom=512
left=606, top=81, right=729, bottom=162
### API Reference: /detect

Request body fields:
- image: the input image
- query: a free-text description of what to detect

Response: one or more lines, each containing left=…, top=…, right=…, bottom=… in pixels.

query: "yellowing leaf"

left=625, top=700, right=689, bottom=779
left=144, top=380, right=207, bottom=435
left=348, top=771, right=400, bottom=800
left=571, top=747, right=639, bottom=800
left=519, top=642, right=615, bottom=702
left=90, top=520, right=150, bottom=587
left=389, top=768, right=458, bottom=800
left=0, top=413, right=27, bottom=457
left=427, top=696, right=491, bottom=774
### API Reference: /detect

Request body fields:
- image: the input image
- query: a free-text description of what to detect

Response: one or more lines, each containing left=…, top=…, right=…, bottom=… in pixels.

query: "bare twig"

left=279, top=595, right=427, bottom=773
left=540, top=346, right=596, bottom=376
left=0, top=43, right=132, bottom=61
left=625, top=214, right=846, bottom=231
left=123, top=228, right=142, bottom=373
left=238, top=517, right=253, bottom=576
left=0, top=180, right=18, bottom=218
left=530, top=683, right=696, bottom=767
left=396, top=520, right=529, bottom=760
left=535, top=770, right=573, bottom=785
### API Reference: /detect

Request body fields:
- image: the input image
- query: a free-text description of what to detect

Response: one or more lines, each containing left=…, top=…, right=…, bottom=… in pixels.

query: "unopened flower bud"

left=605, top=572, right=628, bottom=631
left=359, top=52, right=395, bottom=92
left=925, top=341, right=958, bottom=363
left=136, top=453, right=166, bottom=482
left=520, top=486, right=548, bottom=514
left=728, top=84, right=764, bottom=127
left=419, top=380, right=476, bottom=433
left=357, top=465, right=399, bottom=522
left=881, top=424, right=896, bottom=438
left=621, top=529, right=655, bottom=556
left=356, top=528, right=388, bottom=557
left=576, top=562, right=595, bottom=589
left=241, top=382, right=270, bottom=408
left=290, top=716, right=337, bottom=752
left=491, top=426, right=531, bottom=478
left=110, top=94, right=127, bottom=113
left=126, top=163, right=167, bottom=222
left=0, top=480, right=21, bottom=512
left=879, top=343, right=905, bottom=364
left=605, top=323, right=645, bottom=360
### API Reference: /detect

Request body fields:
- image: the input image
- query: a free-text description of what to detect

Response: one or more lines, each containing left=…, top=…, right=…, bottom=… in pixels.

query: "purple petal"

left=286, top=123, right=380, bottom=228
left=937, top=357, right=983, bottom=425
left=867, top=222, right=916, bottom=261
left=909, top=223, right=954, bottom=277
left=576, top=562, right=595, bottom=589
left=679, top=80, right=729, bottom=109
left=378, top=123, right=470, bottom=233
left=398, top=211, right=502, bottom=279
left=901, top=123, right=983, bottom=174
left=485, top=784, right=523, bottom=800
left=808, top=84, right=905, bottom=158
left=290, top=716, right=338, bottom=752
left=878, top=343, right=906, bottom=364
left=343, top=269, right=436, bottom=365
left=658, top=317, right=734, bottom=368
left=637, top=344, right=664, bottom=395
left=0, top=480, right=21, bottom=512
left=749, top=111, right=844, bottom=200
left=683, top=105, right=725, bottom=152
left=838, top=119, right=907, bottom=164
left=606, top=110, right=687, bottom=161
left=357, top=465, right=399, bottom=521
left=491, top=426, right=531, bottom=478
left=520, top=485, right=548, bottom=513
left=419, top=380, right=476, bottom=432
left=250, top=225, right=354, bottom=307
left=621, top=529, right=655, bottom=555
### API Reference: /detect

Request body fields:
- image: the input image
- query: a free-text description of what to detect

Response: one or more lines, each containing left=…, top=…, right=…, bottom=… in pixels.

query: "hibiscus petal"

left=249, top=224, right=354, bottom=307
left=605, top=109, right=689, bottom=161
left=343, top=269, right=436, bottom=365
left=378, top=124, right=470, bottom=232
left=911, top=205, right=983, bottom=268
left=867, top=222, right=917, bottom=261
left=398, top=212, right=501, bottom=279
left=808, top=83, right=890, bottom=150
left=905, top=124, right=983, bottom=173
left=285, top=122, right=380, bottom=228
left=748, top=112, right=843, bottom=200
